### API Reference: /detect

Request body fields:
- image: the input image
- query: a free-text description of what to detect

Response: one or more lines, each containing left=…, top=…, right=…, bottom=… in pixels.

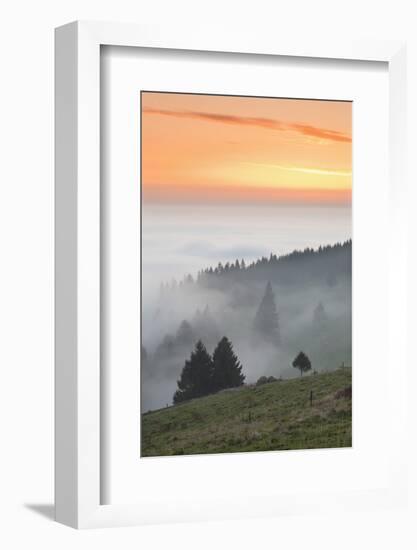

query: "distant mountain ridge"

left=160, top=240, right=352, bottom=293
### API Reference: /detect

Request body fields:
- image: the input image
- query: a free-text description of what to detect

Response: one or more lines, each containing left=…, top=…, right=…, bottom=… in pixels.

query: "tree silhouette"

left=292, top=351, right=312, bottom=376
left=253, top=281, right=280, bottom=344
left=173, top=340, right=214, bottom=404
left=212, top=337, right=245, bottom=392
left=175, top=320, right=195, bottom=347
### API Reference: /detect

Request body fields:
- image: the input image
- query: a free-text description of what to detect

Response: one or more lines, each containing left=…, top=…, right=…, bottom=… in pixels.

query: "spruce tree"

left=212, top=337, right=245, bottom=392
left=173, top=340, right=213, bottom=404
left=253, top=281, right=281, bottom=344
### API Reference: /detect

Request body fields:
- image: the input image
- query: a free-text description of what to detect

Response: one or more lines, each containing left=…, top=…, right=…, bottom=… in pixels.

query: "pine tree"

left=253, top=281, right=281, bottom=344
left=212, top=337, right=245, bottom=392
left=292, top=351, right=312, bottom=376
left=173, top=340, right=213, bottom=404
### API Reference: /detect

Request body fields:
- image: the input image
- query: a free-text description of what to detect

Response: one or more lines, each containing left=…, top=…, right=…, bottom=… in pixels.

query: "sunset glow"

left=141, top=92, right=352, bottom=205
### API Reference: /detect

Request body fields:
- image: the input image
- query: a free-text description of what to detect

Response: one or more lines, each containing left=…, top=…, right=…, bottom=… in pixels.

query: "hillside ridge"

left=159, top=239, right=352, bottom=292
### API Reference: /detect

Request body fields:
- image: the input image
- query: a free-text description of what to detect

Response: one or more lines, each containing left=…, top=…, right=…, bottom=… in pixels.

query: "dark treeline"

left=159, top=240, right=351, bottom=295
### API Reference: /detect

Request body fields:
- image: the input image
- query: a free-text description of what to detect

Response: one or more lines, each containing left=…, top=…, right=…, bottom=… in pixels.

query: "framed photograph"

left=140, top=90, right=353, bottom=457
left=55, top=21, right=408, bottom=528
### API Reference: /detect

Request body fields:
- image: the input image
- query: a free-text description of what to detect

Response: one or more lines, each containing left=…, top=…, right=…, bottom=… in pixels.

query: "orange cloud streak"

left=143, top=107, right=352, bottom=143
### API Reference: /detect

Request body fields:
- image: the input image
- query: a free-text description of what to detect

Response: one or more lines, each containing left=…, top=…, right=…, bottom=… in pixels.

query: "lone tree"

left=173, top=340, right=213, bottom=404
left=253, top=281, right=281, bottom=344
left=292, top=351, right=312, bottom=376
left=212, top=337, right=245, bottom=392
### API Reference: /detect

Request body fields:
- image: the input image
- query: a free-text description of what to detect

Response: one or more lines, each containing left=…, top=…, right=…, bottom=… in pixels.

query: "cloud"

left=289, top=123, right=351, bottom=143
left=244, top=162, right=352, bottom=177
left=142, top=107, right=351, bottom=143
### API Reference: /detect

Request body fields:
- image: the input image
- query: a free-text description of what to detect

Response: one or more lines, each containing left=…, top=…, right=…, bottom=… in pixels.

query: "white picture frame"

left=55, top=21, right=407, bottom=529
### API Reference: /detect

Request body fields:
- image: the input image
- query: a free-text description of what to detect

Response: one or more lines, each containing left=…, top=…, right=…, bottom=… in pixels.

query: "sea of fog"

left=142, top=202, right=351, bottom=303
left=141, top=202, right=352, bottom=410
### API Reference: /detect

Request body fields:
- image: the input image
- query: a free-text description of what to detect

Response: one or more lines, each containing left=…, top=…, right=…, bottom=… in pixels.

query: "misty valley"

left=141, top=240, right=351, bottom=414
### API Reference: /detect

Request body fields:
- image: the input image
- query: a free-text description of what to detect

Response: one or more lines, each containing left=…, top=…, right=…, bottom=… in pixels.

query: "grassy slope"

left=142, top=367, right=352, bottom=457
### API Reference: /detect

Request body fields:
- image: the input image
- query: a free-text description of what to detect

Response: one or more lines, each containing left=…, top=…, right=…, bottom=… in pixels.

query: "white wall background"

left=0, top=0, right=416, bottom=548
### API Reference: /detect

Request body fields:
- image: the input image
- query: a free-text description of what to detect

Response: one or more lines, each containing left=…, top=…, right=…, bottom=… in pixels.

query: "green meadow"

left=142, top=367, right=352, bottom=457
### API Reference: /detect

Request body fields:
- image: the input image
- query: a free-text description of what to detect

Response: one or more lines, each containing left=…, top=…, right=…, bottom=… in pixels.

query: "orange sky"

left=141, top=92, right=352, bottom=205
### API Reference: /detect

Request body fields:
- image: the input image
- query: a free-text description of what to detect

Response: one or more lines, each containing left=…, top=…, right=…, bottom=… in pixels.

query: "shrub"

left=256, top=375, right=277, bottom=386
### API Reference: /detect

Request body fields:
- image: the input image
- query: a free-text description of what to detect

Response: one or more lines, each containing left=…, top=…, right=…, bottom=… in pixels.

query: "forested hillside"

left=142, top=241, right=352, bottom=412
left=160, top=240, right=351, bottom=292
